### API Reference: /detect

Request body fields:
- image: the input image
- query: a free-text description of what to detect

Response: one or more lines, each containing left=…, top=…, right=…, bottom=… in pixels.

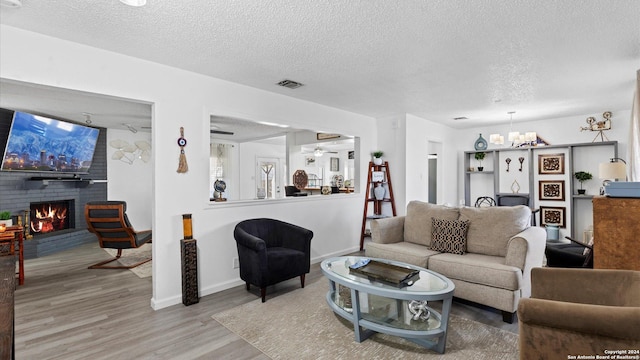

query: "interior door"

left=256, top=157, right=282, bottom=199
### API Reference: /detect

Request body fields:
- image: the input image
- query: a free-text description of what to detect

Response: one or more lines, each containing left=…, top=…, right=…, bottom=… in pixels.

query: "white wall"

left=375, top=114, right=460, bottom=216
left=106, top=129, right=153, bottom=230
left=1, top=25, right=375, bottom=309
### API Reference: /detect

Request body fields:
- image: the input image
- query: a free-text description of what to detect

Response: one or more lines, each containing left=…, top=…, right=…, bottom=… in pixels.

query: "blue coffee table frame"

left=320, top=256, right=455, bottom=354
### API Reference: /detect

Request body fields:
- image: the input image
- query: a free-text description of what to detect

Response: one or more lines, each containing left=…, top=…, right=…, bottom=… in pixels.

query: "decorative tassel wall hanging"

left=177, top=127, right=189, bottom=173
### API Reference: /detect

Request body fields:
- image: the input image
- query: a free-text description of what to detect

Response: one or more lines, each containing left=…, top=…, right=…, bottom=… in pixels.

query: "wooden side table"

left=0, top=226, right=25, bottom=285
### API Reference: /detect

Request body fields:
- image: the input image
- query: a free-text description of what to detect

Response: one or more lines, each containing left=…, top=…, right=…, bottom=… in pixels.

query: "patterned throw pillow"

left=430, top=218, right=470, bottom=255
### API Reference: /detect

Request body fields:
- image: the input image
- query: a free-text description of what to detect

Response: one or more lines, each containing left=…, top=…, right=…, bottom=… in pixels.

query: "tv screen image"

left=1, top=111, right=100, bottom=173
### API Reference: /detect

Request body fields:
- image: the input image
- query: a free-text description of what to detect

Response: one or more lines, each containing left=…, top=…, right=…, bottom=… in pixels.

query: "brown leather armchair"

left=85, top=201, right=152, bottom=269
left=518, top=267, right=640, bottom=359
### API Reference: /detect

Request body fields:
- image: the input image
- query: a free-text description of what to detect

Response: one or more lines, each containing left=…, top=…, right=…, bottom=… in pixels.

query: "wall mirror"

left=209, top=115, right=358, bottom=201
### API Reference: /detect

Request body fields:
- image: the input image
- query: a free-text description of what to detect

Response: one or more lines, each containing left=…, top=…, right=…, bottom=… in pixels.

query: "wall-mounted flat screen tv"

left=1, top=111, right=100, bottom=173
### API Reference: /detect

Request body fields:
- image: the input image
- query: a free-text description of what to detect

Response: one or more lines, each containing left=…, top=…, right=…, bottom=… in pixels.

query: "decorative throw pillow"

left=430, top=218, right=470, bottom=255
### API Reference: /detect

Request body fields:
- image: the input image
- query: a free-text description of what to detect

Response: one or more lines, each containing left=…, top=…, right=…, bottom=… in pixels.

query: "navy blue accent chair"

left=234, top=218, right=313, bottom=302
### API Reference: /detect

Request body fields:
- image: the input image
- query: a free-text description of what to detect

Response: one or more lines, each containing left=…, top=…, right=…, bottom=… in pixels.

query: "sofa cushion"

left=430, top=218, right=470, bottom=255
left=459, top=205, right=531, bottom=257
left=428, top=252, right=523, bottom=291
left=365, top=241, right=440, bottom=269
left=404, top=201, right=460, bottom=247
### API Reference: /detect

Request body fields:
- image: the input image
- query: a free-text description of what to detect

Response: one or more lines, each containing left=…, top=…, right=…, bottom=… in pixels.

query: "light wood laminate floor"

left=14, top=243, right=518, bottom=359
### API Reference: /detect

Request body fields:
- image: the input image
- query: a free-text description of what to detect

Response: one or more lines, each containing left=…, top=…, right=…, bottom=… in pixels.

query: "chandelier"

left=490, top=111, right=536, bottom=147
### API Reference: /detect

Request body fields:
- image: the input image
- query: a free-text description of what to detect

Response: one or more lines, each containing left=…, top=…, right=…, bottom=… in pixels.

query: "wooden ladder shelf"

left=360, top=161, right=397, bottom=251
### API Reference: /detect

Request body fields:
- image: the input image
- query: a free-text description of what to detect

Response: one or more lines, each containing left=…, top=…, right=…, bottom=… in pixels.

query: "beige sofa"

left=365, top=201, right=546, bottom=323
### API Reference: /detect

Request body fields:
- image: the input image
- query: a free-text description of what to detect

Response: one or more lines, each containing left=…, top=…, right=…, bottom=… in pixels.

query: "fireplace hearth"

left=30, top=200, right=75, bottom=236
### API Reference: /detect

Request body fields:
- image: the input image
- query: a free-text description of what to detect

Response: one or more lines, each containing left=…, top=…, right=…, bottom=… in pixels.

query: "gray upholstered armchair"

left=234, top=218, right=313, bottom=302
left=518, top=267, right=640, bottom=359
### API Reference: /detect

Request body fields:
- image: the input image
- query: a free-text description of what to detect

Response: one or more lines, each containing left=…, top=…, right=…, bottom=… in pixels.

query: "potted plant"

left=372, top=151, right=384, bottom=165
left=474, top=152, right=486, bottom=171
left=0, top=211, right=12, bottom=227
left=574, top=171, right=593, bottom=195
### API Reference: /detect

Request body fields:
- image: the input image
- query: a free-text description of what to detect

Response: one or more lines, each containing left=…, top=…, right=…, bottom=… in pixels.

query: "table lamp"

left=598, top=158, right=627, bottom=194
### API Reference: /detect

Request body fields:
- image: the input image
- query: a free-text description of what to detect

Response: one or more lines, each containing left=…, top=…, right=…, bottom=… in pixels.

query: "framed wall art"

left=305, top=156, right=316, bottom=166
left=540, top=206, right=566, bottom=228
left=539, top=180, right=565, bottom=201
left=330, top=157, right=339, bottom=171
left=538, top=153, right=565, bottom=174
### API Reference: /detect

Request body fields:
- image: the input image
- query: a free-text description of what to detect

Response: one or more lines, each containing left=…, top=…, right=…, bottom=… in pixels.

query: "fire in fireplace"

left=30, top=200, right=74, bottom=235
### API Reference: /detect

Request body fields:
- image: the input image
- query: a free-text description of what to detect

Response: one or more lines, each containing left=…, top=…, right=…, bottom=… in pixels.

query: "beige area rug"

left=212, top=280, right=519, bottom=359
left=103, top=243, right=151, bottom=278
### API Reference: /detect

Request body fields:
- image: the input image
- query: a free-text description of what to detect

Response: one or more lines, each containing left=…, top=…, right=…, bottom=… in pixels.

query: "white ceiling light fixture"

left=119, top=0, right=146, bottom=7
left=313, top=147, right=324, bottom=157
left=110, top=139, right=151, bottom=164
left=0, top=0, right=22, bottom=8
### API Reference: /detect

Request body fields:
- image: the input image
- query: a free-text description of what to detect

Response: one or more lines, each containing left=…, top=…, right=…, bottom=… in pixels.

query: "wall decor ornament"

left=538, top=153, right=565, bottom=175
left=518, top=157, right=525, bottom=172
left=539, top=180, right=565, bottom=201
left=292, top=169, right=308, bottom=190
left=305, top=156, right=315, bottom=166
left=505, top=158, right=511, bottom=172
left=540, top=206, right=566, bottom=228
left=177, top=127, right=188, bottom=173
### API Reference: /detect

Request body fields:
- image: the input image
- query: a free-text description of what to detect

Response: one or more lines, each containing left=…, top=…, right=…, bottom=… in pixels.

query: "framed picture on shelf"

left=538, top=153, right=565, bottom=174
left=540, top=206, right=566, bottom=228
left=330, top=157, right=339, bottom=171
left=371, top=171, right=384, bottom=182
left=539, top=180, right=565, bottom=201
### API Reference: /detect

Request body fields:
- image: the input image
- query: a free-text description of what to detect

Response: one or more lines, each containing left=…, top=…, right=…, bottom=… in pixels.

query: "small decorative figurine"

left=580, top=111, right=612, bottom=142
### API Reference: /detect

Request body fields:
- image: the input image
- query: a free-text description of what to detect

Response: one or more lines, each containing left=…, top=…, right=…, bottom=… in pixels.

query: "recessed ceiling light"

left=453, top=117, right=468, bottom=121
left=120, top=0, right=146, bottom=7
left=0, top=0, right=22, bottom=8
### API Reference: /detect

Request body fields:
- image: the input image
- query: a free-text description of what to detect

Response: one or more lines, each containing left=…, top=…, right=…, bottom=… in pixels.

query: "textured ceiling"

left=1, top=0, right=639, bottom=129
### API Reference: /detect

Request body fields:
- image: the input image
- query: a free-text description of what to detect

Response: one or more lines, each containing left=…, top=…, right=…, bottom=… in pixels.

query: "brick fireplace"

left=0, top=108, right=108, bottom=258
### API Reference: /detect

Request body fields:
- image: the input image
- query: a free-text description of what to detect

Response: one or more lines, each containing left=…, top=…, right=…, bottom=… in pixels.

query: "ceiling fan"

left=210, top=129, right=234, bottom=135
left=210, top=125, right=234, bottom=135
left=302, top=146, right=338, bottom=157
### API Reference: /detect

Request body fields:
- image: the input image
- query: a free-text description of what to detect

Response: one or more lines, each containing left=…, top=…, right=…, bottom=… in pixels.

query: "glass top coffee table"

left=320, top=256, right=455, bottom=354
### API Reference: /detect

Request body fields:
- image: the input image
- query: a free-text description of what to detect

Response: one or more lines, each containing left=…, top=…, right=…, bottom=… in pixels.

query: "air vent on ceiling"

left=277, top=79, right=304, bottom=89
left=453, top=117, right=468, bottom=121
